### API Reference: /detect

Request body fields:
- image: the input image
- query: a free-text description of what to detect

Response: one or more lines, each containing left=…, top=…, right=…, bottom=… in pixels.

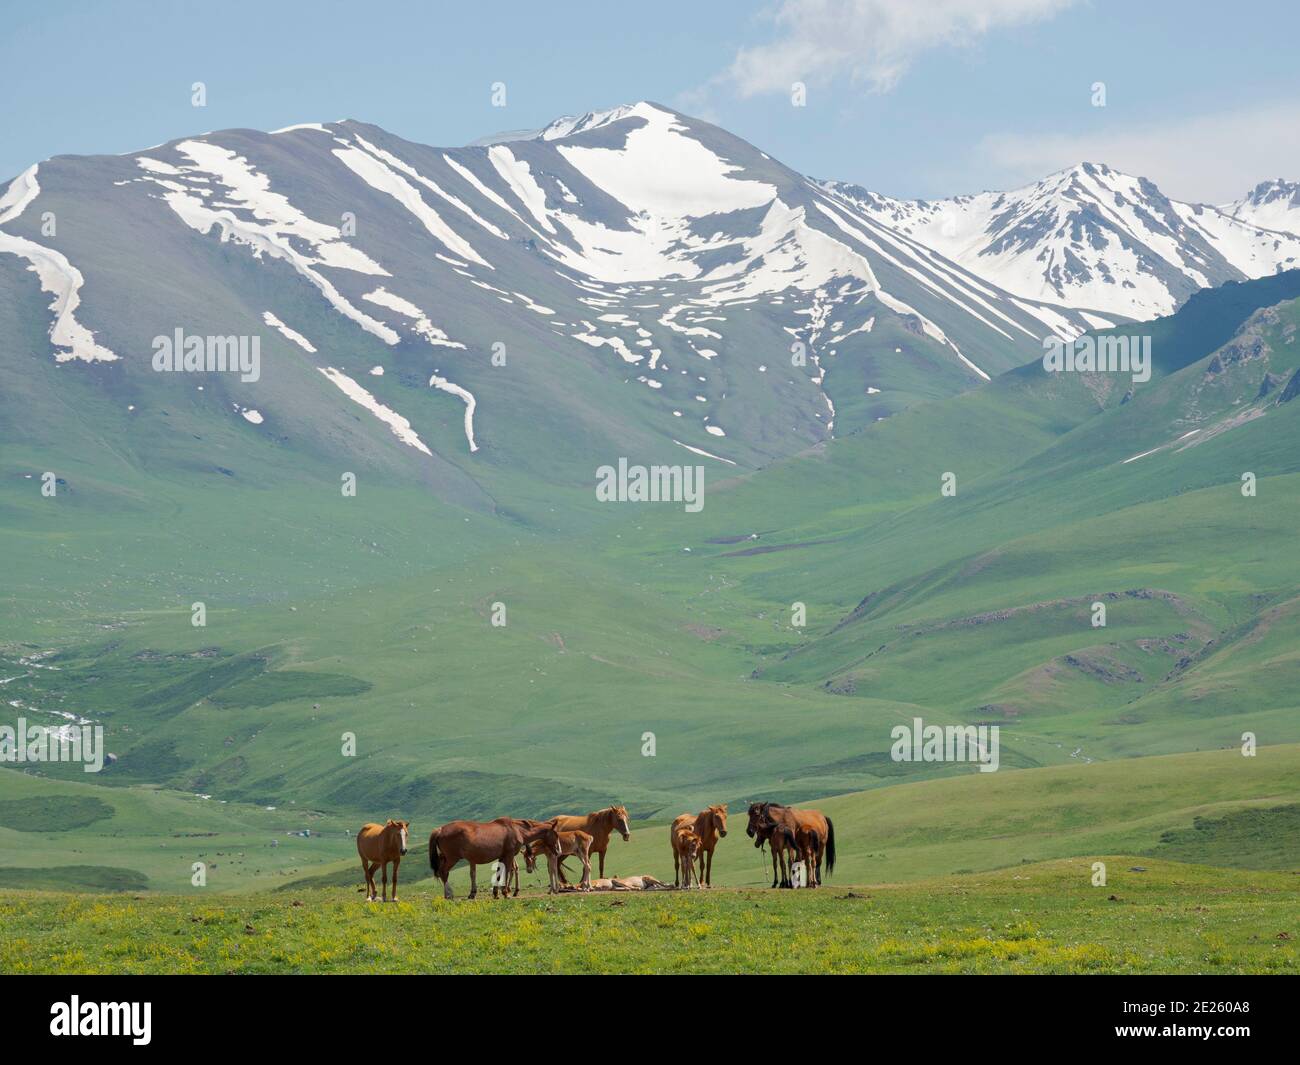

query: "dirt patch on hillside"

left=685, top=624, right=725, bottom=641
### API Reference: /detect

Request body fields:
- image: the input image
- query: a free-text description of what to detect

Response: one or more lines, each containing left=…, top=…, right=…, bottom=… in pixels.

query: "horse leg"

left=598, top=847, right=606, bottom=879
left=580, top=850, right=591, bottom=891
left=468, top=863, right=478, bottom=900
left=770, top=845, right=779, bottom=889
left=391, top=856, right=400, bottom=902
left=361, top=858, right=373, bottom=901
left=705, top=847, right=714, bottom=888
left=381, top=860, right=389, bottom=902
left=673, top=846, right=680, bottom=888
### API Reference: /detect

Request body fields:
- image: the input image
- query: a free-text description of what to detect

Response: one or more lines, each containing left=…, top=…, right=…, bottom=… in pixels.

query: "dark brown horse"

left=548, top=804, right=631, bottom=881
left=429, top=817, right=560, bottom=899
left=746, top=802, right=835, bottom=887
left=357, top=819, right=410, bottom=902
left=746, top=804, right=798, bottom=888
left=506, top=819, right=551, bottom=896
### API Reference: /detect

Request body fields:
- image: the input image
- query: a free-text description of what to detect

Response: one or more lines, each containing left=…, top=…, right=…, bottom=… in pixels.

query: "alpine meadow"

left=2, top=1, right=1299, bottom=993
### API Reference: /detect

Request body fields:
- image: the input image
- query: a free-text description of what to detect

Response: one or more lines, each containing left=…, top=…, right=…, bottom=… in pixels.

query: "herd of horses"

left=355, top=801, right=835, bottom=902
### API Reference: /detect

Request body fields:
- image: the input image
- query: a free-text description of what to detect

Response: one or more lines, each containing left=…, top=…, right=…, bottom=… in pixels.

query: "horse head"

left=386, top=819, right=410, bottom=856
left=709, top=803, right=728, bottom=838
left=520, top=820, right=563, bottom=857
left=745, top=802, right=767, bottom=841
left=611, top=804, right=631, bottom=841
left=541, top=823, right=563, bottom=857
left=681, top=830, right=702, bottom=863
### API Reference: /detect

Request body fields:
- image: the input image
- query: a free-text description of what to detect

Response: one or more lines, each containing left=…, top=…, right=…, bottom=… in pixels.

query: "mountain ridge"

left=2, top=100, right=1298, bottom=503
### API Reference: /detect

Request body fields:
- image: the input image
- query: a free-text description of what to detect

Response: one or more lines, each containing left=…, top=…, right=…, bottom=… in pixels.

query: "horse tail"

left=824, top=817, right=836, bottom=876
left=429, top=830, right=441, bottom=874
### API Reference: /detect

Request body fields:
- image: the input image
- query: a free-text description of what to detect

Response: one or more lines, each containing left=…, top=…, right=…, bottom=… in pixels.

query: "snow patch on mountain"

left=318, top=365, right=432, bottom=455
left=0, top=166, right=119, bottom=363
left=262, top=311, right=316, bottom=353
left=333, top=141, right=492, bottom=266
left=486, top=146, right=556, bottom=235
left=556, top=104, right=773, bottom=218
left=362, top=287, right=465, bottom=349
left=428, top=373, right=478, bottom=452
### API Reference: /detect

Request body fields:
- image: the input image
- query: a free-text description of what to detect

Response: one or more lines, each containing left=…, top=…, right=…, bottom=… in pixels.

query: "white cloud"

left=720, top=0, right=1076, bottom=97
left=976, top=101, right=1300, bottom=203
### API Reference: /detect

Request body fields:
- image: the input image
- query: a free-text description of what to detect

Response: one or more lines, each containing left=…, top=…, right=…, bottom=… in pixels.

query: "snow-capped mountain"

left=0, top=102, right=1095, bottom=495
left=1220, top=179, right=1300, bottom=237
left=2, top=101, right=1297, bottom=500
left=822, top=163, right=1300, bottom=322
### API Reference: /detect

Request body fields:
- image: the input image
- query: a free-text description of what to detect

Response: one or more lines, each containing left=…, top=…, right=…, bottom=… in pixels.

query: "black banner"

left=1, top=974, right=1290, bottom=1050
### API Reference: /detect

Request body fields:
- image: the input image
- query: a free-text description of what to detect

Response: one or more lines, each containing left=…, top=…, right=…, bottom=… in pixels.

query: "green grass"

left=1145, top=805, right=1300, bottom=870
left=2, top=858, right=1294, bottom=974
left=0, top=795, right=115, bottom=832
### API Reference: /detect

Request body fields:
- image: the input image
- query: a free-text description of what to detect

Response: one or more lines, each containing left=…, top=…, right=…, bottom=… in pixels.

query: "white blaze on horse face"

left=400, top=826, right=408, bottom=853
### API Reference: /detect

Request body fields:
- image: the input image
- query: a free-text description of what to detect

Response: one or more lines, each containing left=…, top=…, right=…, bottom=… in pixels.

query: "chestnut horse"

left=670, top=804, right=728, bottom=888
left=792, top=826, right=821, bottom=888
left=548, top=804, right=631, bottom=881
left=429, top=817, right=560, bottom=899
left=527, top=828, right=594, bottom=893
left=357, top=819, right=409, bottom=902
left=506, top=819, right=553, bottom=896
left=747, top=802, right=835, bottom=886
left=674, top=828, right=703, bottom=889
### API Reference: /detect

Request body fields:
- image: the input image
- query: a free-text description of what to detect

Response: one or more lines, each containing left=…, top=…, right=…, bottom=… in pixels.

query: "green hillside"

left=3, top=274, right=1300, bottom=903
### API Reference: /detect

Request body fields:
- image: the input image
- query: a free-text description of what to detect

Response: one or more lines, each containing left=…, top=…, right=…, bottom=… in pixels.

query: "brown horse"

left=792, top=826, right=821, bottom=888
left=747, top=802, right=835, bottom=887
left=506, top=819, right=554, bottom=896
left=671, top=804, right=728, bottom=888
left=527, top=828, right=594, bottom=893
left=357, top=819, right=410, bottom=902
left=675, top=828, right=703, bottom=889
left=429, top=817, right=560, bottom=899
left=746, top=805, right=798, bottom=888
left=548, top=804, right=631, bottom=881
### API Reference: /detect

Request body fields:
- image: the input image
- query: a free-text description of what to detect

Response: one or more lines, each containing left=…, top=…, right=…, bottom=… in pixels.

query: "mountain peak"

left=468, top=101, right=677, bottom=148
left=539, top=101, right=673, bottom=141
left=1243, top=177, right=1300, bottom=204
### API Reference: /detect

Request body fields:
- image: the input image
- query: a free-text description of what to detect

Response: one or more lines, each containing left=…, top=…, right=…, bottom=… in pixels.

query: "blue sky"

left=3, top=0, right=1298, bottom=202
